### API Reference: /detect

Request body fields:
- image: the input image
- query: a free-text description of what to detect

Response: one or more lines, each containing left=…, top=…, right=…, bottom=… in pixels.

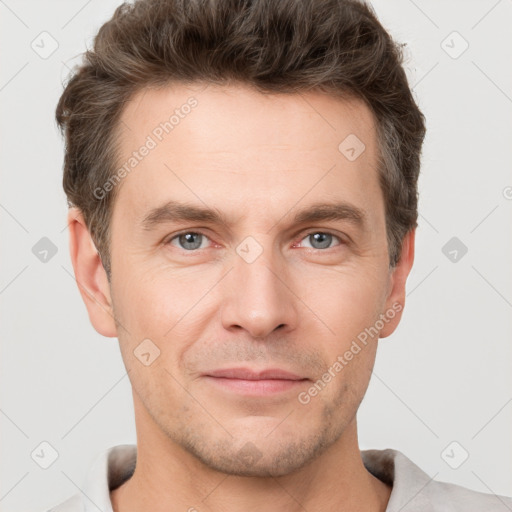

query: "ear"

left=379, top=228, right=415, bottom=339
left=67, top=207, right=117, bottom=338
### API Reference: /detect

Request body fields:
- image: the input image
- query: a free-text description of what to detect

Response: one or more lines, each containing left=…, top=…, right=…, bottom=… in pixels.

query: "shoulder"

left=45, top=493, right=84, bottom=512
left=362, top=448, right=512, bottom=512
left=422, top=478, right=512, bottom=512
left=44, top=444, right=136, bottom=512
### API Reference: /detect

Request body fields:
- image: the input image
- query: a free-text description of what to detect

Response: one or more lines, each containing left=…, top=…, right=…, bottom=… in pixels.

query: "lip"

left=204, top=368, right=305, bottom=380
left=202, top=368, right=309, bottom=396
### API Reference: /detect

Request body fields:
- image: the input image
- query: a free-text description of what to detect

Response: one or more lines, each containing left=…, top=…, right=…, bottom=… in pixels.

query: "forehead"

left=119, top=82, right=376, bottom=153
left=114, top=82, right=382, bottom=227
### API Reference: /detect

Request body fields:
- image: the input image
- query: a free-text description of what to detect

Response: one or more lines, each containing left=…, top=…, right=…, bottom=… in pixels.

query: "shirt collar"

left=82, top=444, right=435, bottom=511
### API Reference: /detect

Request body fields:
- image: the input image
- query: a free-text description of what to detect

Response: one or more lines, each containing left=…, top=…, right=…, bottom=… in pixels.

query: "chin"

left=178, top=427, right=337, bottom=478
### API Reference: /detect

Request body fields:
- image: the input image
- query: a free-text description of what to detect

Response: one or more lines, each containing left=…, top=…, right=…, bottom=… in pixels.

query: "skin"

left=68, top=82, right=415, bottom=512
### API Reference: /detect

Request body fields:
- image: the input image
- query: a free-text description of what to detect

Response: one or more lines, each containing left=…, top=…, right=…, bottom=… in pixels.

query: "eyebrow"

left=141, top=199, right=367, bottom=231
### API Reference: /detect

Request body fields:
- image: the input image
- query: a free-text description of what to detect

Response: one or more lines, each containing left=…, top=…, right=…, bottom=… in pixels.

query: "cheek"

left=112, top=267, right=212, bottom=379
left=302, top=267, right=385, bottom=344
left=113, top=265, right=195, bottom=332
left=295, top=339, right=377, bottom=432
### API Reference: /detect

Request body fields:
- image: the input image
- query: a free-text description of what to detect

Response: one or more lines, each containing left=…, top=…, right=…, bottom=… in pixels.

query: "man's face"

left=106, top=83, right=402, bottom=476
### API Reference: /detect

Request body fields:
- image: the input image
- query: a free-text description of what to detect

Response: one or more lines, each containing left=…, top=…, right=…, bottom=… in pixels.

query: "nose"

left=220, top=245, right=298, bottom=339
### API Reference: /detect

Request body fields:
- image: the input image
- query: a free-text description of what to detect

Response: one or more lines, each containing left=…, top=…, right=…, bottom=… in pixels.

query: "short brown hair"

left=56, top=0, right=426, bottom=278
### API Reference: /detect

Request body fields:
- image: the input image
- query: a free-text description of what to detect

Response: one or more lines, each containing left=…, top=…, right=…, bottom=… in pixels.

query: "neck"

left=111, top=424, right=391, bottom=511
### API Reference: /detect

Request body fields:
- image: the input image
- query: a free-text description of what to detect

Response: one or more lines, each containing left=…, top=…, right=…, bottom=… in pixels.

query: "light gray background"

left=1, top=1, right=511, bottom=511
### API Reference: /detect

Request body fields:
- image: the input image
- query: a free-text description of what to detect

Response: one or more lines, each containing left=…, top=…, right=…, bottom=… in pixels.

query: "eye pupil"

left=179, top=232, right=202, bottom=250
left=309, top=232, right=332, bottom=249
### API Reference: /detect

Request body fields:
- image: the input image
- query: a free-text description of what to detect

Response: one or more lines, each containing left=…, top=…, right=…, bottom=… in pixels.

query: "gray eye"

left=176, top=232, right=204, bottom=250
left=303, top=232, right=338, bottom=250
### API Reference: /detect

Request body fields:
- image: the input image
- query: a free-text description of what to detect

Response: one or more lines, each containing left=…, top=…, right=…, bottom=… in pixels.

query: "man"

left=51, top=0, right=512, bottom=510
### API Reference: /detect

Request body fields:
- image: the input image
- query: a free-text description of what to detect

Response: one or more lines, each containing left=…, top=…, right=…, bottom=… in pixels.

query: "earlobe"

left=379, top=228, right=416, bottom=339
left=67, top=207, right=118, bottom=338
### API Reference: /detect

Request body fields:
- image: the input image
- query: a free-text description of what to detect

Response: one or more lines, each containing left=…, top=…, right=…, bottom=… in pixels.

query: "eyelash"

left=164, top=229, right=345, bottom=253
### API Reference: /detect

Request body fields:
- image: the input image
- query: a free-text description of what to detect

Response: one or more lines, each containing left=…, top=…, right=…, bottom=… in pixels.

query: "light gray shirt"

left=48, top=444, right=512, bottom=511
